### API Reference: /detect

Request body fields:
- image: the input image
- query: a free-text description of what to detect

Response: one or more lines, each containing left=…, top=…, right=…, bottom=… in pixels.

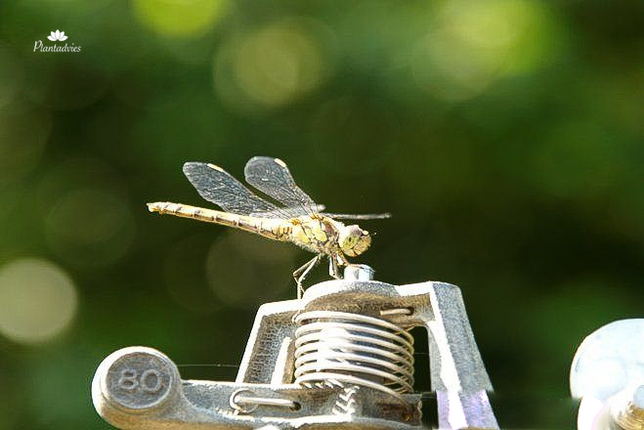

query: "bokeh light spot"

left=0, top=258, right=77, bottom=344
left=214, top=19, right=330, bottom=111
left=133, top=0, right=227, bottom=37
left=411, top=0, right=558, bottom=101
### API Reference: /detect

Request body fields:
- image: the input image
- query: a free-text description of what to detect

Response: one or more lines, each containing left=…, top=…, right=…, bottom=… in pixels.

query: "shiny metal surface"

left=93, top=266, right=498, bottom=429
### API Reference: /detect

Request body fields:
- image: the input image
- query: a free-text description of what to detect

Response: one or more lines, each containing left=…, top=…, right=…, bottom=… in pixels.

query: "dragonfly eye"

left=339, top=225, right=371, bottom=257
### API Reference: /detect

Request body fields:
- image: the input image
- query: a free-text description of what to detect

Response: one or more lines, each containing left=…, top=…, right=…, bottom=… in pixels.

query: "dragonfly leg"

left=328, top=255, right=338, bottom=279
left=329, top=252, right=349, bottom=279
left=293, top=254, right=322, bottom=299
left=337, top=252, right=350, bottom=267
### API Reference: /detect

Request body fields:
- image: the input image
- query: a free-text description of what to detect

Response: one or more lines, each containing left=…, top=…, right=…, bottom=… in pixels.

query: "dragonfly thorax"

left=287, top=217, right=370, bottom=258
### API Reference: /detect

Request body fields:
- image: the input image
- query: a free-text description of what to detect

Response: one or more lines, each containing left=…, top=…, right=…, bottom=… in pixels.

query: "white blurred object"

left=570, top=319, right=644, bottom=430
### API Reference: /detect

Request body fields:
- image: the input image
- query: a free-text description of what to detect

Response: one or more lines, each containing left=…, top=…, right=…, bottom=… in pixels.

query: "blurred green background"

left=0, top=0, right=643, bottom=428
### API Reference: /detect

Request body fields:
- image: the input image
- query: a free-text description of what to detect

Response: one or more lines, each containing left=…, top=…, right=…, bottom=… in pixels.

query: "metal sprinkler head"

left=92, top=266, right=500, bottom=429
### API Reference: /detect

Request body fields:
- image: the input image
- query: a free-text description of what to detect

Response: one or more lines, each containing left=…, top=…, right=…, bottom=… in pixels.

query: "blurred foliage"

left=0, top=0, right=643, bottom=428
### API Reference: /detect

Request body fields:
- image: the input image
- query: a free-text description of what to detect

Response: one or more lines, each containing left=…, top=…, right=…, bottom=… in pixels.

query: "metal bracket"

left=93, top=268, right=499, bottom=429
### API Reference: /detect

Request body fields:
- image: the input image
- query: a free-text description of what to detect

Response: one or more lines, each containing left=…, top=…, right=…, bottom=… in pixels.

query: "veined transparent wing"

left=321, top=213, right=392, bottom=220
left=244, top=156, right=323, bottom=217
left=183, top=162, right=290, bottom=218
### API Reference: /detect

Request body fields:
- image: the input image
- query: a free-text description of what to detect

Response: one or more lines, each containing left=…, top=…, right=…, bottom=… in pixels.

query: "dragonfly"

left=147, top=156, right=390, bottom=297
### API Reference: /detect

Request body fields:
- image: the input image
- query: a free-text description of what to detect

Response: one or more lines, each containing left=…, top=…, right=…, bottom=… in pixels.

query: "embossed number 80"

left=117, top=368, right=163, bottom=393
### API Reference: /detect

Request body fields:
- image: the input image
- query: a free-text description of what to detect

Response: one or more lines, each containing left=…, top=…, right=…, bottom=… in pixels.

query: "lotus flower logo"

left=33, top=29, right=81, bottom=53
left=47, top=30, right=68, bottom=41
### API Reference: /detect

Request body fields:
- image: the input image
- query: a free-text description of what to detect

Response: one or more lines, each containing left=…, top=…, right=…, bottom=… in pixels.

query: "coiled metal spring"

left=293, top=310, right=415, bottom=400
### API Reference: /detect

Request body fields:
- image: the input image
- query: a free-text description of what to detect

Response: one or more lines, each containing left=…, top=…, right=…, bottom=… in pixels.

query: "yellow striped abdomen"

left=147, top=202, right=286, bottom=241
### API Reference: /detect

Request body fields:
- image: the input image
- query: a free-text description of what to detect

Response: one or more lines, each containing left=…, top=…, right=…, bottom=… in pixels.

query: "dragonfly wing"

left=321, top=212, right=392, bottom=220
left=244, top=156, right=322, bottom=216
left=251, top=204, right=326, bottom=219
left=183, top=162, right=285, bottom=217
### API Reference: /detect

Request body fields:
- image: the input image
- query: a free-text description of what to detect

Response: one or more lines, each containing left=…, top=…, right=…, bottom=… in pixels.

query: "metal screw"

left=94, top=346, right=180, bottom=413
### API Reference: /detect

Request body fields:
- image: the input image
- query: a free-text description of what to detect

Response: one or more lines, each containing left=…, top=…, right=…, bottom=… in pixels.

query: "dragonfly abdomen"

left=147, top=202, right=285, bottom=241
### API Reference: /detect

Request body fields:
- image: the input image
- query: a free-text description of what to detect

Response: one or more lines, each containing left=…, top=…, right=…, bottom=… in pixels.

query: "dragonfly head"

left=339, top=225, right=371, bottom=257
